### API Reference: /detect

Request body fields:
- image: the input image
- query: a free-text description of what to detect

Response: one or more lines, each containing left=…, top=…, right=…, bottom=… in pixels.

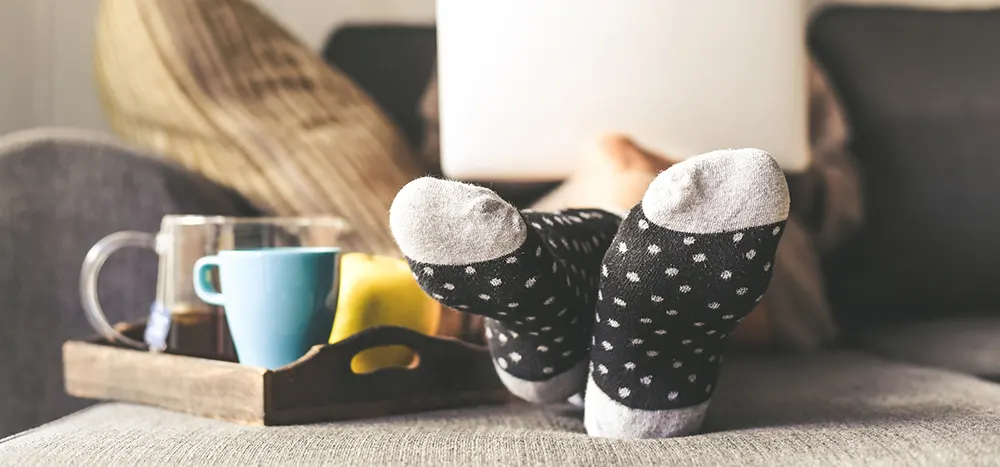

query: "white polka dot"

left=543, top=367, right=554, bottom=374
left=507, top=302, right=519, bottom=308
left=723, top=314, right=735, bottom=320
left=708, top=302, right=720, bottom=309
left=756, top=295, right=764, bottom=303
left=682, top=339, right=692, bottom=345
left=602, top=341, right=614, bottom=350
left=544, top=297, right=556, bottom=305
left=543, top=217, right=553, bottom=225
left=618, top=242, right=628, bottom=253
left=626, top=272, right=640, bottom=282
left=537, top=345, right=549, bottom=352
left=506, top=257, right=518, bottom=264
left=640, top=318, right=652, bottom=324
left=490, top=278, right=502, bottom=287
left=561, top=238, right=570, bottom=249
left=764, top=262, right=771, bottom=271
left=746, top=249, right=757, bottom=259
left=638, top=219, right=649, bottom=229
left=598, top=364, right=609, bottom=375
left=655, top=329, right=667, bottom=335
left=631, top=338, right=644, bottom=345
left=624, top=362, right=636, bottom=370
left=694, top=348, right=704, bottom=354
left=509, top=352, right=522, bottom=363
left=673, top=361, right=683, bottom=368
left=554, top=337, right=565, bottom=343
left=541, top=326, right=552, bottom=332
left=497, top=358, right=508, bottom=369
left=679, top=285, right=692, bottom=293
left=693, top=253, right=707, bottom=262
left=526, top=316, right=536, bottom=321
left=443, top=283, right=455, bottom=291
left=668, top=391, right=679, bottom=401
left=736, top=287, right=748, bottom=296
left=648, top=244, right=661, bottom=255
left=640, top=376, right=653, bottom=386
left=773, top=226, right=782, bottom=235
left=733, top=232, right=744, bottom=242
left=652, top=295, right=664, bottom=303
left=432, top=293, right=443, bottom=299
left=688, top=374, right=697, bottom=383
left=666, top=310, right=678, bottom=316
left=706, top=384, right=713, bottom=393
left=618, top=387, right=631, bottom=398
left=536, top=246, right=543, bottom=257
left=498, top=334, right=508, bottom=344
left=607, top=319, right=620, bottom=328
left=525, top=277, right=536, bottom=288
left=509, top=331, right=519, bottom=338
left=647, top=350, right=659, bottom=357
left=457, top=305, right=468, bottom=309
left=479, top=294, right=491, bottom=300
left=709, top=356, right=717, bottom=362
left=613, top=298, right=627, bottom=307
left=549, top=240, right=558, bottom=249
left=465, top=266, right=476, bottom=275
left=694, top=322, right=705, bottom=327
left=721, top=270, right=732, bottom=280
left=686, top=237, right=699, bottom=246
left=666, top=268, right=679, bottom=276
left=562, top=350, right=573, bottom=357
left=706, top=330, right=717, bottom=335
left=423, top=267, right=434, bottom=276
left=485, top=328, right=493, bottom=339
left=552, top=263, right=558, bottom=273
left=598, top=291, right=603, bottom=300
left=558, top=308, right=568, bottom=317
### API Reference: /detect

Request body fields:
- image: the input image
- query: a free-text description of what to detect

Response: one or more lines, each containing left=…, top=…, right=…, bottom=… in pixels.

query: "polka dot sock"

left=584, top=148, right=790, bottom=439
left=389, top=178, right=621, bottom=403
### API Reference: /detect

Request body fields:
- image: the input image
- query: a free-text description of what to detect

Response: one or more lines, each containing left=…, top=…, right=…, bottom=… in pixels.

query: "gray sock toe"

left=642, top=148, right=789, bottom=234
left=390, top=177, right=527, bottom=264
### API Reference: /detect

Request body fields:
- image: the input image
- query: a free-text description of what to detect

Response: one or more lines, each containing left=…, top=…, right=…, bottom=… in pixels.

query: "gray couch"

left=2, top=6, right=1000, bottom=466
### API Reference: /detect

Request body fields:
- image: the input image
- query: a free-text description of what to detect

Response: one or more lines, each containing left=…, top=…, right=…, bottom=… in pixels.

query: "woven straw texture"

left=94, top=0, right=423, bottom=256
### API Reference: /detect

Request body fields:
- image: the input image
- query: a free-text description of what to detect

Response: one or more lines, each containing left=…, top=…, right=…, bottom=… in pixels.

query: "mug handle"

left=192, top=256, right=225, bottom=306
left=79, top=231, right=157, bottom=349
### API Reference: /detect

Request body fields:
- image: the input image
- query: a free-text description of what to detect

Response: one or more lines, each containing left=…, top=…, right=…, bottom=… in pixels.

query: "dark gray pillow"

left=809, top=7, right=1000, bottom=330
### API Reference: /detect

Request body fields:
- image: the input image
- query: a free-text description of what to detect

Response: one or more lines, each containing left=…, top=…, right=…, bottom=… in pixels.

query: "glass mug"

left=80, top=216, right=350, bottom=356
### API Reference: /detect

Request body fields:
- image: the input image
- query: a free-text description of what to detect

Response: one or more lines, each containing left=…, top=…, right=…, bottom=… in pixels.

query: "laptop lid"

left=436, top=0, right=810, bottom=181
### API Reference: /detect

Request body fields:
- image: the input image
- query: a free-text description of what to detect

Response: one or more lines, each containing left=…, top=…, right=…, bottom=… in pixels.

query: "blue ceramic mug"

left=192, top=247, right=341, bottom=370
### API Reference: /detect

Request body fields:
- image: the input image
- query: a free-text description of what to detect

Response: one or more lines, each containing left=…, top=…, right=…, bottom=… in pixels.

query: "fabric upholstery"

left=0, top=128, right=258, bottom=438
left=809, top=7, right=1000, bottom=329
left=854, top=314, right=1000, bottom=381
left=5, top=351, right=1000, bottom=466
left=94, top=0, right=423, bottom=256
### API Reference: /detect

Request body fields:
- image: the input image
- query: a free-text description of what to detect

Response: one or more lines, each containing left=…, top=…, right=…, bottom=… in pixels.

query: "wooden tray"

left=63, top=321, right=511, bottom=425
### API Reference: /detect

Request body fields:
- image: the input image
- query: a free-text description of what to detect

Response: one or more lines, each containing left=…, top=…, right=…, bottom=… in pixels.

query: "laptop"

left=436, top=0, right=810, bottom=181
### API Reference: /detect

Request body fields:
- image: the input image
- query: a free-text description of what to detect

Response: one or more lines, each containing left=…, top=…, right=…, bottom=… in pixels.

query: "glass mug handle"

left=79, top=231, right=157, bottom=349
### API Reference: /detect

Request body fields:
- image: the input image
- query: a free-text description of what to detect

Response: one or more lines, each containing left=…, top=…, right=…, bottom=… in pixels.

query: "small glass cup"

left=80, top=216, right=350, bottom=357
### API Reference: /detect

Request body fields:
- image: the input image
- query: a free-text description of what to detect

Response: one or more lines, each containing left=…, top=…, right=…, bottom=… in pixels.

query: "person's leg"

left=533, top=134, right=781, bottom=348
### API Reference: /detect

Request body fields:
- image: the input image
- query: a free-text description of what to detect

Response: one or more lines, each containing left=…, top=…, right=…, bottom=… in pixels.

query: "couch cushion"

left=809, top=7, right=1000, bottom=329
left=95, top=0, right=423, bottom=256
left=4, top=351, right=1000, bottom=466
left=854, top=315, right=1000, bottom=381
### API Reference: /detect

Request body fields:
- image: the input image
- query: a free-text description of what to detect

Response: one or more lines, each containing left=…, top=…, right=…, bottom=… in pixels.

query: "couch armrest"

left=0, top=128, right=259, bottom=437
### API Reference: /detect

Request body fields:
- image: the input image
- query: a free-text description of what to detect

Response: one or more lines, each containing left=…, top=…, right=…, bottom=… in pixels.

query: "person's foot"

left=389, top=178, right=620, bottom=402
left=584, top=148, right=789, bottom=438
left=531, top=134, right=674, bottom=214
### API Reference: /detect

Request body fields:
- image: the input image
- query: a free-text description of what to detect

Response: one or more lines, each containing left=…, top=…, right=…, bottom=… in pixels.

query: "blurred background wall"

left=0, top=0, right=436, bottom=135
left=1, top=0, right=997, bottom=136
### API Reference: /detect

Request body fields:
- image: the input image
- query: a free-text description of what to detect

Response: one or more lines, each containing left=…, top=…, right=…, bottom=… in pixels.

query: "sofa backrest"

left=810, top=6, right=1000, bottom=329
